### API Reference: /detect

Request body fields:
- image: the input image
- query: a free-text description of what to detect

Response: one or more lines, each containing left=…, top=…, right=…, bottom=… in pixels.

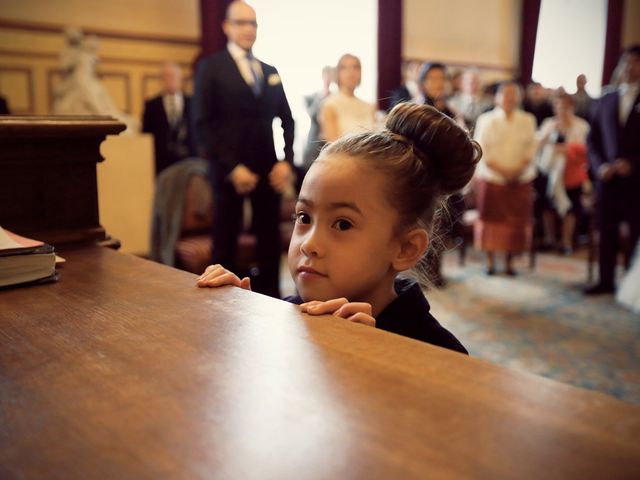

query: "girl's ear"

left=392, top=228, right=429, bottom=272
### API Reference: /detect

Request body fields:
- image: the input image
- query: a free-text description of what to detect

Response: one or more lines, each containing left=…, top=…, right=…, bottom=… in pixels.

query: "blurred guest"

left=0, top=95, right=9, bottom=114
left=320, top=53, right=375, bottom=142
left=143, top=62, right=196, bottom=176
left=418, top=62, right=455, bottom=118
left=302, top=65, right=333, bottom=170
left=388, top=59, right=421, bottom=110
left=585, top=44, right=640, bottom=295
left=448, top=68, right=493, bottom=132
left=449, top=68, right=463, bottom=97
left=572, top=74, right=593, bottom=121
left=536, top=93, right=590, bottom=254
left=523, top=81, right=553, bottom=127
left=418, top=62, right=461, bottom=286
left=474, top=81, right=537, bottom=275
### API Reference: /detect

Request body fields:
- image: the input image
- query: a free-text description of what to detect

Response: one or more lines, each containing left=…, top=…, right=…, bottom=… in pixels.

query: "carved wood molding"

left=0, top=65, right=35, bottom=113
left=0, top=18, right=199, bottom=46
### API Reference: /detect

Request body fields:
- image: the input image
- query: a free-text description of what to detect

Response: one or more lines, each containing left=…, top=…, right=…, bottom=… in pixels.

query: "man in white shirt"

left=473, top=81, right=537, bottom=275
left=192, top=1, right=295, bottom=298
left=585, top=44, right=640, bottom=295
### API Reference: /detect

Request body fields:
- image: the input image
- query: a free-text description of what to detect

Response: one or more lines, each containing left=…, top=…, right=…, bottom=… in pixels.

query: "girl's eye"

left=333, top=219, right=353, bottom=231
left=293, top=212, right=311, bottom=225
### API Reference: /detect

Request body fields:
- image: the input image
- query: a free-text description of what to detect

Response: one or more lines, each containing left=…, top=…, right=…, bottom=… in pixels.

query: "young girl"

left=197, top=103, right=481, bottom=354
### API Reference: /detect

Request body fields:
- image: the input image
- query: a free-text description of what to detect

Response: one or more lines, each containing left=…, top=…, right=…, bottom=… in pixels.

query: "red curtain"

left=602, top=0, right=623, bottom=86
left=199, top=0, right=232, bottom=61
left=518, top=0, right=541, bottom=86
left=377, top=0, right=402, bottom=111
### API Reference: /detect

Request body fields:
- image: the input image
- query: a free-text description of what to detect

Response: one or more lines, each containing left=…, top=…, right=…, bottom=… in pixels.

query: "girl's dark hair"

left=322, top=102, right=481, bottom=231
left=320, top=103, right=482, bottom=283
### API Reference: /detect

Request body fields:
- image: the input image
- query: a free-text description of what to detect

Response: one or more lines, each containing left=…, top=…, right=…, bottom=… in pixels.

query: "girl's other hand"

left=300, top=298, right=376, bottom=327
left=196, top=264, right=251, bottom=290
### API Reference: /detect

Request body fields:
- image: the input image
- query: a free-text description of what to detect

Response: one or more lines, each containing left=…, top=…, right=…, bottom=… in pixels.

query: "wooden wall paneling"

left=0, top=66, right=34, bottom=113
left=1, top=21, right=197, bottom=117
left=141, top=73, right=162, bottom=102
left=98, top=71, right=132, bottom=114
left=0, top=19, right=199, bottom=46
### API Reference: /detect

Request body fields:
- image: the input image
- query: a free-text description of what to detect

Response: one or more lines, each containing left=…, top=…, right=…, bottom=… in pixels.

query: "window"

left=532, top=0, right=607, bottom=96
left=251, top=0, right=377, bottom=163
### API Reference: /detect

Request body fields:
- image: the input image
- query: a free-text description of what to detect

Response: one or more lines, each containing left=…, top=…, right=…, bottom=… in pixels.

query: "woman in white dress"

left=617, top=240, right=640, bottom=313
left=319, top=54, right=376, bottom=141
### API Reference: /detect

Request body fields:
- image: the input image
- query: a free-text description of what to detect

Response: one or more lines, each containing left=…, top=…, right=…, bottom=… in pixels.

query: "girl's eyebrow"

left=297, top=197, right=362, bottom=215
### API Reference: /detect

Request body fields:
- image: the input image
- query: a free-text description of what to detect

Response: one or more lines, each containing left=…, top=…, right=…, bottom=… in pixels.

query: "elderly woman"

left=473, top=81, right=537, bottom=276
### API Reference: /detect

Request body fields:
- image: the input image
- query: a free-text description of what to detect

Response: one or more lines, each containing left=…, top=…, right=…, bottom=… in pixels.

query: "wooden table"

left=1, top=248, right=639, bottom=479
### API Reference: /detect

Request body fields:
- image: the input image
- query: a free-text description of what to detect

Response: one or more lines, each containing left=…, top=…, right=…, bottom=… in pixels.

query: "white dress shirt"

left=162, top=92, right=184, bottom=126
left=227, top=41, right=263, bottom=88
left=474, top=107, right=538, bottom=184
left=619, top=81, right=639, bottom=125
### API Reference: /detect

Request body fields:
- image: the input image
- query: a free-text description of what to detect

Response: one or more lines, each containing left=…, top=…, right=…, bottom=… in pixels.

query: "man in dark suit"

left=0, top=95, right=9, bottom=114
left=585, top=44, right=640, bottom=295
left=388, top=60, right=421, bottom=111
left=192, top=1, right=295, bottom=298
left=142, top=62, right=196, bottom=176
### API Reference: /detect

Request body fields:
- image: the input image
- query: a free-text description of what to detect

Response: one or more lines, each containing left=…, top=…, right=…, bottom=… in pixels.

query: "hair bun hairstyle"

left=385, top=103, right=481, bottom=195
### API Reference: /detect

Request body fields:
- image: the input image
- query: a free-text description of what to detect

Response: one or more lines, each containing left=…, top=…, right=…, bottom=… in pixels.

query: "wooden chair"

left=174, top=172, right=296, bottom=275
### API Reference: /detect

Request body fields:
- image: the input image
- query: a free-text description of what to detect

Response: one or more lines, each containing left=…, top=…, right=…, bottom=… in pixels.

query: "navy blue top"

left=284, top=278, right=468, bottom=355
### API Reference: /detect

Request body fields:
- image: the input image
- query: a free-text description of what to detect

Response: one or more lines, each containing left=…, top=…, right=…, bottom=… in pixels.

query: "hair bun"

left=386, top=103, right=481, bottom=194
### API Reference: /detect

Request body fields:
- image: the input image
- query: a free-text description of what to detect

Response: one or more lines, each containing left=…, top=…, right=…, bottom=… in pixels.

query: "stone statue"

left=53, top=27, right=138, bottom=132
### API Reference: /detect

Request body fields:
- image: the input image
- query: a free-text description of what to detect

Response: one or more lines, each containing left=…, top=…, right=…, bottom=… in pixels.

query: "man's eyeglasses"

left=226, top=19, right=258, bottom=28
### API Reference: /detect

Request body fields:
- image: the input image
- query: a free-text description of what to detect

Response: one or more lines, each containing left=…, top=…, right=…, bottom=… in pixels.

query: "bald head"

left=161, top=62, right=182, bottom=94
left=223, top=1, right=257, bottom=51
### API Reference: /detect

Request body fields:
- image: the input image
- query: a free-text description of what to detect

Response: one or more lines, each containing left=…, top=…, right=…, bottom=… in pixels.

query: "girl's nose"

left=300, top=226, right=323, bottom=257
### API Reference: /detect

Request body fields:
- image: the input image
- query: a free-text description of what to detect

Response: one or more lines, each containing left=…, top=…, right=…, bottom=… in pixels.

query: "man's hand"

left=598, top=163, right=616, bottom=182
left=230, top=165, right=259, bottom=195
left=300, top=298, right=376, bottom=327
left=268, top=161, right=294, bottom=194
left=613, top=158, right=632, bottom=177
left=197, top=264, right=251, bottom=290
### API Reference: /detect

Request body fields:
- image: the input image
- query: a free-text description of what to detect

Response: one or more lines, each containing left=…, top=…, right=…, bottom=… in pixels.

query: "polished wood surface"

left=1, top=247, right=639, bottom=479
left=0, top=116, right=125, bottom=247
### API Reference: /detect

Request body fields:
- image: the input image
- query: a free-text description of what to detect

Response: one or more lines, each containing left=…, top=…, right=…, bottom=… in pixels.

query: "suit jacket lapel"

left=158, top=97, right=170, bottom=129
left=223, top=50, right=260, bottom=99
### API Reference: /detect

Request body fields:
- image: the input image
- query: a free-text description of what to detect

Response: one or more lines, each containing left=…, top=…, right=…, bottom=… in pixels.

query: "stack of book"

left=0, top=226, right=58, bottom=288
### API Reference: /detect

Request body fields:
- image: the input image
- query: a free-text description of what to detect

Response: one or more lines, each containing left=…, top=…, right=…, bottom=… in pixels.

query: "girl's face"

left=287, top=155, right=402, bottom=310
left=337, top=57, right=361, bottom=91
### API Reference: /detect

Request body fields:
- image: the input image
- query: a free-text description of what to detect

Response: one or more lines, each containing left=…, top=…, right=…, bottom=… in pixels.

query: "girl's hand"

left=300, top=298, right=376, bottom=327
left=196, top=264, right=251, bottom=290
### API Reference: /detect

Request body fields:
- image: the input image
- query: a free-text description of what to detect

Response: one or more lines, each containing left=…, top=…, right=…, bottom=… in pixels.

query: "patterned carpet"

left=429, top=249, right=640, bottom=405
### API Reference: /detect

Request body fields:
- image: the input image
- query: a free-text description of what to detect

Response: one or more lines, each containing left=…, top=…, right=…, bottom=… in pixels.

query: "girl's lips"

left=297, top=266, right=327, bottom=277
